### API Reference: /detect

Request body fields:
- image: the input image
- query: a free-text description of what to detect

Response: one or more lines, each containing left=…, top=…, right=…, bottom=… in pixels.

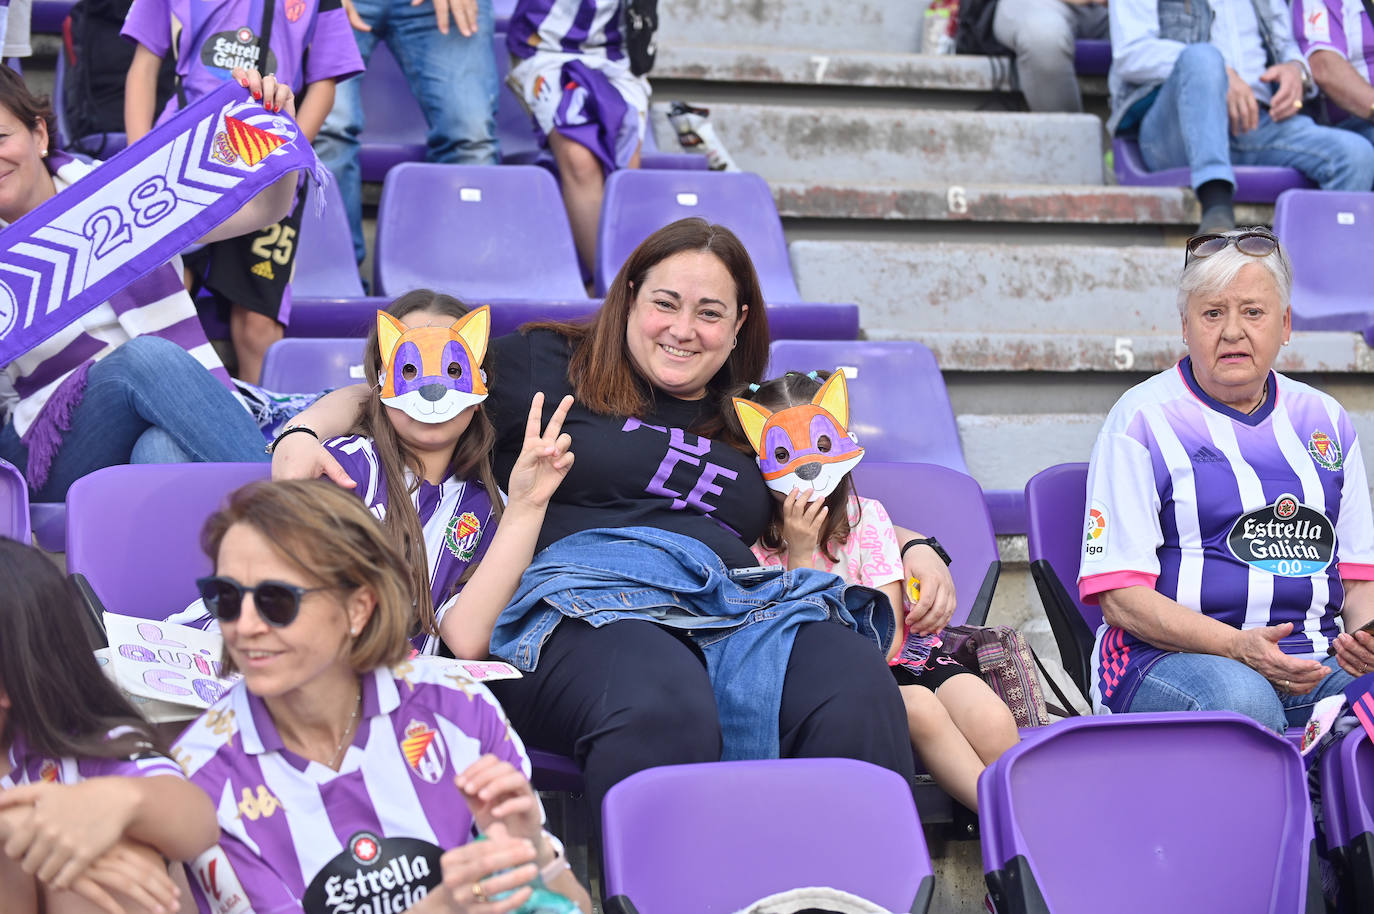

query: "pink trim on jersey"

left=1079, top=570, right=1159, bottom=604
left=1339, top=562, right=1374, bottom=581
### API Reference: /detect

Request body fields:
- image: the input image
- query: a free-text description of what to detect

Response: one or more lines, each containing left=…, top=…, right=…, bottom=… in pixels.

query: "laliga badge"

left=732, top=370, right=865, bottom=499
left=377, top=307, right=490, bottom=424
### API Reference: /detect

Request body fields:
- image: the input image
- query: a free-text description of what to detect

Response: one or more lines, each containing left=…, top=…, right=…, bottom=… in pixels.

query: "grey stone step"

left=661, top=0, right=922, bottom=55
left=771, top=180, right=1200, bottom=225
left=650, top=103, right=1106, bottom=186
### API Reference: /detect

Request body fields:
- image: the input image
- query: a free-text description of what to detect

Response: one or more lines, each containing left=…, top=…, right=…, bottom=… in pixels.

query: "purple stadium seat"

left=595, top=170, right=802, bottom=301
left=980, top=712, right=1321, bottom=914
left=53, top=40, right=127, bottom=159
left=66, top=463, right=271, bottom=620
left=1074, top=39, right=1111, bottom=76
left=1273, top=189, right=1374, bottom=334
left=851, top=461, right=998, bottom=627
left=527, top=748, right=583, bottom=792
left=374, top=163, right=586, bottom=299
left=287, top=297, right=859, bottom=341
left=766, top=340, right=969, bottom=472
left=1318, top=726, right=1352, bottom=891
left=292, top=176, right=365, bottom=300
left=1113, top=136, right=1314, bottom=203
left=1024, top=463, right=1097, bottom=694
left=358, top=42, right=428, bottom=184
left=493, top=0, right=514, bottom=30
left=602, top=759, right=933, bottom=914
left=1332, top=725, right=1374, bottom=909
left=30, top=502, right=65, bottom=552
left=260, top=337, right=368, bottom=393
left=0, top=458, right=30, bottom=543
left=493, top=34, right=545, bottom=167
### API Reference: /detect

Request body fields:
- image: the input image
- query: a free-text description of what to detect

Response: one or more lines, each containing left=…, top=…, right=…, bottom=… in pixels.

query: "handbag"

left=941, top=624, right=1052, bottom=728
left=624, top=0, right=658, bottom=76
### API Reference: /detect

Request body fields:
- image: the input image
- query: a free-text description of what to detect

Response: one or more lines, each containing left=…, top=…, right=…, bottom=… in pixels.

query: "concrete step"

left=650, top=103, right=1106, bottom=186
left=660, top=0, right=922, bottom=55
left=771, top=180, right=1199, bottom=225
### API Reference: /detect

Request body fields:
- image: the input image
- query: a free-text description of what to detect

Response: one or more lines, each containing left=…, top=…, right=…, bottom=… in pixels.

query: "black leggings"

left=489, top=617, right=914, bottom=816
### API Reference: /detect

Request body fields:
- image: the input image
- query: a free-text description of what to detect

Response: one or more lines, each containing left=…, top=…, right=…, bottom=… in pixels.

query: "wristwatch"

left=901, top=536, right=952, bottom=566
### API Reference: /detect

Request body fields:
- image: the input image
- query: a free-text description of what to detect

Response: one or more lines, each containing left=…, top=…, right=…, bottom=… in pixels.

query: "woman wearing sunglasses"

left=174, top=479, right=591, bottom=914
left=1077, top=227, right=1374, bottom=732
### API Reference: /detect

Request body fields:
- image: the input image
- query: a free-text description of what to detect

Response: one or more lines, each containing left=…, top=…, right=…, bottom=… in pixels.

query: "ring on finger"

left=472, top=881, right=487, bottom=904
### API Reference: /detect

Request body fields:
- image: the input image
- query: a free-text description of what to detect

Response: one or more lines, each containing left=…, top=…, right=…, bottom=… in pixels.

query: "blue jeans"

left=1335, top=114, right=1374, bottom=148
left=0, top=337, right=268, bottom=501
left=1124, top=651, right=1352, bottom=734
left=490, top=526, right=895, bottom=760
left=314, top=0, right=500, bottom=263
left=1138, top=43, right=1374, bottom=191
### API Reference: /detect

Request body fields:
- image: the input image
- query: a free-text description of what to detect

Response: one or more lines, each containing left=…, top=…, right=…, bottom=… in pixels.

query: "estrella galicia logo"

left=304, top=832, right=442, bottom=914
left=201, top=30, right=277, bottom=74
left=1227, top=494, right=1335, bottom=577
left=0, top=280, right=16, bottom=340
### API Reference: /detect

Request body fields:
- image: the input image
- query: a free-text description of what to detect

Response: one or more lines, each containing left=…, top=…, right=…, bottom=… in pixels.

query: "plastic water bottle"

left=890, top=577, right=942, bottom=672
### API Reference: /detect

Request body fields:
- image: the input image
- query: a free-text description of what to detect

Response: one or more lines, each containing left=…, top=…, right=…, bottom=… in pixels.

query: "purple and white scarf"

left=0, top=81, right=326, bottom=486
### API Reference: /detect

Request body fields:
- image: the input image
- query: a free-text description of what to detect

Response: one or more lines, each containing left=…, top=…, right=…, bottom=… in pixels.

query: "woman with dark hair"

left=0, top=64, right=297, bottom=500
left=0, top=538, right=219, bottom=914
left=176, top=480, right=591, bottom=913
left=272, top=218, right=953, bottom=811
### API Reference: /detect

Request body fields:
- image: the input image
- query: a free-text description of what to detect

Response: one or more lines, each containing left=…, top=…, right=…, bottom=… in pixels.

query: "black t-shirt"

left=486, top=330, right=772, bottom=568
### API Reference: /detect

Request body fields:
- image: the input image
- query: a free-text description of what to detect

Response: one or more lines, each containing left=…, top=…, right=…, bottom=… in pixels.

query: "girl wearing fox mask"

left=314, top=291, right=575, bottom=658
left=729, top=369, right=1018, bottom=812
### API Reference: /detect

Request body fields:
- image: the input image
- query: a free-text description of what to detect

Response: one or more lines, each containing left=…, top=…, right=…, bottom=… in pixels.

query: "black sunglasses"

left=195, top=576, right=330, bottom=627
left=1184, top=230, right=1280, bottom=266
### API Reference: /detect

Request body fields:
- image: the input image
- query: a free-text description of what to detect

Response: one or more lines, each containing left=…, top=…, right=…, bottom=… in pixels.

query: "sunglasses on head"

left=1184, top=230, right=1280, bottom=266
left=195, top=576, right=330, bottom=627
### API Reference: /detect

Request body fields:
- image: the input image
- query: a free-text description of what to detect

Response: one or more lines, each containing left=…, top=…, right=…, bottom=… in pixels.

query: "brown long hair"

left=0, top=538, right=162, bottom=761
left=356, top=291, right=503, bottom=634
left=527, top=218, right=771, bottom=436
left=721, top=371, right=858, bottom=564
left=0, top=64, right=57, bottom=156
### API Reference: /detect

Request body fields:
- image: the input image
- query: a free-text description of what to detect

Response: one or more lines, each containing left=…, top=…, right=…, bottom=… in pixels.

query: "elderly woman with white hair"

left=1077, top=227, right=1374, bottom=732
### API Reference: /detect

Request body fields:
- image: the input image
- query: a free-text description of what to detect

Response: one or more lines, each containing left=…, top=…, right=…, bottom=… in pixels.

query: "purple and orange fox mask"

left=376, top=307, right=490, bottom=424
left=732, top=370, right=865, bottom=499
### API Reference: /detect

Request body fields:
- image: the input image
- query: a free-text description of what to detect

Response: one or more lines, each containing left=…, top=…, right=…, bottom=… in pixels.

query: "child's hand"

left=455, top=756, right=543, bottom=850
left=505, top=393, right=575, bottom=510
left=780, top=487, right=827, bottom=560
left=0, top=780, right=136, bottom=890
left=231, top=68, right=297, bottom=120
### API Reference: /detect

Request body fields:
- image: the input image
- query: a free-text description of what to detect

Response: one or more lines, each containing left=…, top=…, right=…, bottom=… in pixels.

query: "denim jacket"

left=1109, top=0, right=1296, bottom=134
left=488, top=527, right=895, bottom=760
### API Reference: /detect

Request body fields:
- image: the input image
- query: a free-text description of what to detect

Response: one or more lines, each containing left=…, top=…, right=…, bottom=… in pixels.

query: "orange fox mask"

left=376, top=306, right=490, bottom=424
left=732, top=370, right=865, bottom=499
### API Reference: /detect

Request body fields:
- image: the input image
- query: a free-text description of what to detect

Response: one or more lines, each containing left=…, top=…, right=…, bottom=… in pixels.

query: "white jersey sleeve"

left=1079, top=411, right=1164, bottom=603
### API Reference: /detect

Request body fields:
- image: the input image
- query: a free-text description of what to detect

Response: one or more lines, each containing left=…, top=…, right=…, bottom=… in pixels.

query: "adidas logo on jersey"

left=251, top=260, right=275, bottom=280
left=1191, top=445, right=1225, bottom=464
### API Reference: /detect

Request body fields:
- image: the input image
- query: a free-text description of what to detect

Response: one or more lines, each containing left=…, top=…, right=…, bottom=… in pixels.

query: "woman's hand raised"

left=229, top=67, right=297, bottom=120
left=504, top=393, right=575, bottom=510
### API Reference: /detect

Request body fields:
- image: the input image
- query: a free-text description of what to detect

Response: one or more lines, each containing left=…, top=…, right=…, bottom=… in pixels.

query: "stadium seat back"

left=1274, top=189, right=1374, bottom=332
left=851, top=461, right=998, bottom=627
left=0, top=458, right=30, bottom=543
left=374, top=163, right=585, bottom=300
left=1024, top=463, right=1098, bottom=694
left=602, top=758, right=933, bottom=914
left=979, top=712, right=1321, bottom=914
left=596, top=170, right=801, bottom=302
left=66, top=463, right=271, bottom=619
left=1113, top=136, right=1313, bottom=203
left=766, top=340, right=967, bottom=471
left=493, top=36, right=545, bottom=166
left=260, top=337, right=369, bottom=392
left=293, top=177, right=366, bottom=298
left=1334, top=723, right=1374, bottom=909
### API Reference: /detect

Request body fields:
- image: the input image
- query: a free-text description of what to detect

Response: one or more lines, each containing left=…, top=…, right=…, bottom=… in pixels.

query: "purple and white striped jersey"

left=1079, top=359, right=1374, bottom=713
left=508, top=0, right=625, bottom=62
left=177, top=661, right=534, bottom=914
left=324, top=436, right=497, bottom=654
left=2, top=727, right=184, bottom=787
left=1294, top=0, right=1374, bottom=122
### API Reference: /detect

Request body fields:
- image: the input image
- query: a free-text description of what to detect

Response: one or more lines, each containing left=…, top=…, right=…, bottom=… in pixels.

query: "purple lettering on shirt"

left=647, top=449, right=700, bottom=501
left=668, top=429, right=712, bottom=457
left=681, top=462, right=738, bottom=513
left=622, top=417, right=668, bottom=435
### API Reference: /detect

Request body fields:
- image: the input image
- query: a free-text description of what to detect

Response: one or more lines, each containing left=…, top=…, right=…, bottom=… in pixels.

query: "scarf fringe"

left=20, top=361, right=93, bottom=490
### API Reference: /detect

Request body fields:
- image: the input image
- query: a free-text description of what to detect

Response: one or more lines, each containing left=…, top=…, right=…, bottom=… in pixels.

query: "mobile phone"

left=1326, top=618, right=1374, bottom=655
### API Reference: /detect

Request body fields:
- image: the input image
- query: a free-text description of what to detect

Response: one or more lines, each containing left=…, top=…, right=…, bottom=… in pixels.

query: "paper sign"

left=407, top=654, right=523, bottom=682
left=95, top=648, right=205, bottom=723
left=105, top=614, right=240, bottom=709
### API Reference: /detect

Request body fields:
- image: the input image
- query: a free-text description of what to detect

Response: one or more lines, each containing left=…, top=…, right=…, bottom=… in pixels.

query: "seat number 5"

left=251, top=224, right=297, bottom=266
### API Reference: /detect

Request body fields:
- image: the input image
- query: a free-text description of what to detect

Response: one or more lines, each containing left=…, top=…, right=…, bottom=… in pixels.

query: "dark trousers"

left=489, top=617, right=915, bottom=818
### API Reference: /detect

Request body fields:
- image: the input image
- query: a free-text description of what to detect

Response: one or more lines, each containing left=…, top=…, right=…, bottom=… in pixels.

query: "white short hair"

left=1176, top=228, right=1292, bottom=315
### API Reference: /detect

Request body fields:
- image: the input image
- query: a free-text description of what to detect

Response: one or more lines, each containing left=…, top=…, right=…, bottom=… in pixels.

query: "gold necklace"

left=328, top=686, right=362, bottom=770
